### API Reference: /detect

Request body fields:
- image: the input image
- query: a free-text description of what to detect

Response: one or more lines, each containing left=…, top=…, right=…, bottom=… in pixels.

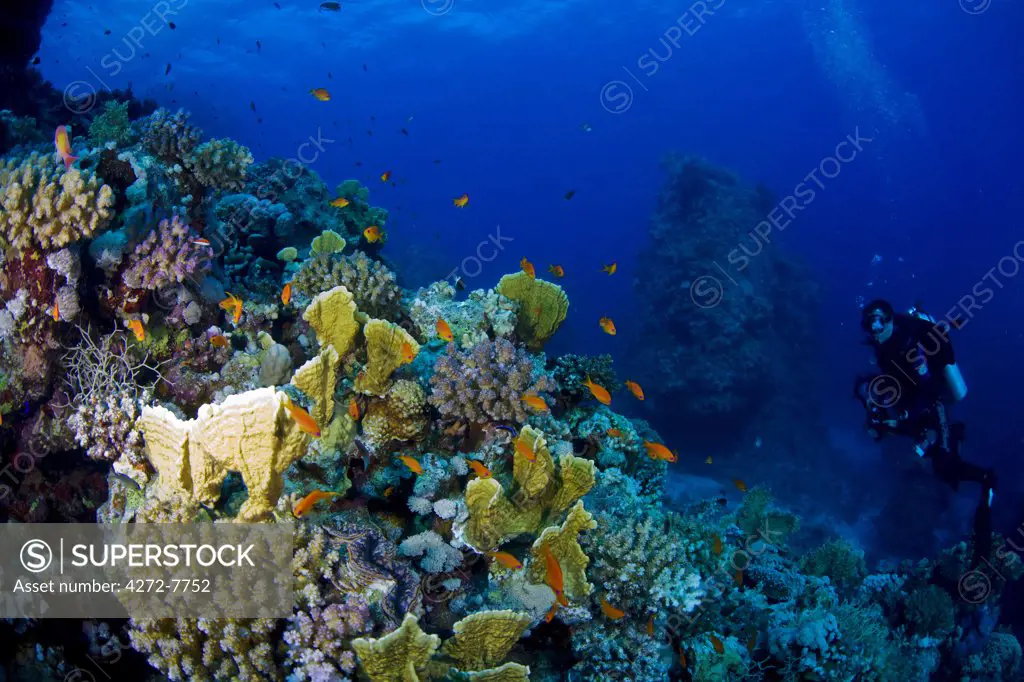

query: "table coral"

left=428, top=337, right=556, bottom=425
left=495, top=272, right=569, bottom=349
left=0, top=152, right=115, bottom=251
left=122, top=214, right=210, bottom=290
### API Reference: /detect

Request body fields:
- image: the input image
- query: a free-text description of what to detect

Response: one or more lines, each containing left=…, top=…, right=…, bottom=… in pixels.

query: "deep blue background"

left=36, top=0, right=1024, bottom=550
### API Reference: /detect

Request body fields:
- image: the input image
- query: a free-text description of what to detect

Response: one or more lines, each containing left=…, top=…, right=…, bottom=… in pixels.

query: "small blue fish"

left=494, top=424, right=518, bottom=437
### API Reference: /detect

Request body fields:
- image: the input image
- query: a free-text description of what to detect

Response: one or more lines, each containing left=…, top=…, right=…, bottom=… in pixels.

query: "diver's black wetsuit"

left=856, top=312, right=995, bottom=563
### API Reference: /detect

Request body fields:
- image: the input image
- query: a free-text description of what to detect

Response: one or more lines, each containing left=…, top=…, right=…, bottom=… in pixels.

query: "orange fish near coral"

left=643, top=441, right=677, bottom=463
left=348, top=398, right=361, bottom=421
left=734, top=568, right=744, bottom=588
left=309, top=88, right=331, bottom=101
left=210, top=334, right=230, bottom=348
left=467, top=460, right=492, bottom=479
left=363, top=225, right=383, bottom=243
left=54, top=125, right=78, bottom=170
left=607, top=428, right=623, bottom=438
left=453, top=193, right=469, bottom=208
left=514, top=435, right=537, bottom=462
left=436, top=318, right=454, bottom=342
left=647, top=615, right=655, bottom=636
left=383, top=486, right=394, bottom=498
left=733, top=479, right=748, bottom=493
left=398, top=455, right=423, bottom=475
left=710, top=634, right=725, bottom=654
left=543, top=543, right=568, bottom=607
left=602, top=262, right=617, bottom=275
left=192, top=238, right=211, bottom=246
left=521, top=393, right=548, bottom=413
left=281, top=282, right=292, bottom=305
left=329, top=197, right=350, bottom=208
left=381, top=170, right=392, bottom=182
left=128, top=319, right=145, bottom=342
left=284, top=398, right=321, bottom=437
left=599, top=317, right=616, bottom=335
left=400, top=341, right=417, bottom=364
left=292, top=490, right=339, bottom=517
left=599, top=595, right=626, bottom=620
left=582, top=376, right=611, bottom=405
left=520, top=257, right=535, bottom=279
left=487, top=551, right=522, bottom=570
left=51, top=301, right=60, bottom=322
left=712, top=535, right=723, bottom=556
left=544, top=601, right=559, bottom=623
left=625, top=380, right=644, bottom=401
left=548, top=265, right=564, bottom=278
left=219, top=293, right=243, bottom=324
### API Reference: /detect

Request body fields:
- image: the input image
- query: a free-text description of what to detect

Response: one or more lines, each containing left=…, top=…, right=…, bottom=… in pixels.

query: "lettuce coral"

left=495, top=272, right=569, bottom=349
left=352, top=613, right=441, bottom=682
left=355, top=318, right=419, bottom=397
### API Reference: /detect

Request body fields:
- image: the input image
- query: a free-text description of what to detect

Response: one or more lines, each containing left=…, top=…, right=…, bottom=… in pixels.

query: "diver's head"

left=861, top=299, right=895, bottom=344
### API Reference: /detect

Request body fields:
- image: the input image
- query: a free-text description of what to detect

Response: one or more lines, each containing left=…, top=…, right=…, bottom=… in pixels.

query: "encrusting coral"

left=495, top=272, right=569, bottom=349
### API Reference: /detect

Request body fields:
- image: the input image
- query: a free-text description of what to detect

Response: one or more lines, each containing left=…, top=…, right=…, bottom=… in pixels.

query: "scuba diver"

left=854, top=299, right=996, bottom=565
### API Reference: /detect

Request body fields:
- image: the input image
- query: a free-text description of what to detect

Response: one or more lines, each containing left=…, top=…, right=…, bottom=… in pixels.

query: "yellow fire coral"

left=290, top=345, right=341, bottom=427
left=441, top=609, right=531, bottom=672
left=462, top=663, right=531, bottom=681
left=139, top=387, right=310, bottom=521
left=302, top=285, right=361, bottom=358
left=527, top=501, right=597, bottom=603
left=352, top=613, right=441, bottom=682
left=495, top=272, right=569, bottom=349
left=355, top=318, right=419, bottom=397
left=0, top=152, right=115, bottom=251
left=362, top=379, right=428, bottom=447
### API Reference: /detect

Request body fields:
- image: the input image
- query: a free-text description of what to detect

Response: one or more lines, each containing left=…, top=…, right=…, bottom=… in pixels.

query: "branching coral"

left=553, top=353, right=618, bottom=403
left=61, top=325, right=162, bottom=401
left=0, top=152, right=115, bottom=251
left=141, top=108, right=201, bottom=162
left=68, top=387, right=149, bottom=468
left=186, top=138, right=253, bottom=191
left=122, top=214, right=210, bottom=290
left=282, top=594, right=372, bottom=681
left=407, top=281, right=517, bottom=347
left=292, top=250, right=402, bottom=319
left=428, top=338, right=555, bottom=425
left=88, top=100, right=133, bottom=147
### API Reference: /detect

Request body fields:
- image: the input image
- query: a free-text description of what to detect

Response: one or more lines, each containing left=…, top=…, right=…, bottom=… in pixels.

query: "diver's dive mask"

left=861, top=309, right=891, bottom=335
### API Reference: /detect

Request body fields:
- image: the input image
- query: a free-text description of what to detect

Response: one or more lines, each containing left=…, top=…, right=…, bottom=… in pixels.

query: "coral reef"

left=122, top=214, right=210, bottom=290
left=495, top=272, right=569, bottom=349
left=292, top=250, right=403, bottom=319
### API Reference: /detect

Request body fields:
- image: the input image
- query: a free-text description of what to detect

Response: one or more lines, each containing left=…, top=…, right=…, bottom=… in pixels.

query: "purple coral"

left=283, top=594, right=371, bottom=682
left=428, top=337, right=556, bottom=424
left=123, top=215, right=210, bottom=290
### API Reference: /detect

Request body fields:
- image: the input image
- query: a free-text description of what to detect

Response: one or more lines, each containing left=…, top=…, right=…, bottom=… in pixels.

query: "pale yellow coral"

left=362, top=379, right=428, bottom=446
left=302, top=285, right=361, bottom=358
left=138, top=388, right=310, bottom=521
left=527, top=501, right=597, bottom=602
left=352, top=613, right=441, bottom=682
left=495, top=272, right=569, bottom=349
left=441, top=610, right=531, bottom=672
left=464, top=663, right=531, bottom=681
left=355, top=318, right=419, bottom=397
left=290, top=345, right=341, bottom=427
left=0, top=152, right=115, bottom=251
left=513, top=425, right=556, bottom=499
left=311, top=229, right=346, bottom=255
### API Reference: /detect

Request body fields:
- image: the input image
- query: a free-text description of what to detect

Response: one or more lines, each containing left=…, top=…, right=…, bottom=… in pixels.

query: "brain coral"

left=428, top=337, right=556, bottom=425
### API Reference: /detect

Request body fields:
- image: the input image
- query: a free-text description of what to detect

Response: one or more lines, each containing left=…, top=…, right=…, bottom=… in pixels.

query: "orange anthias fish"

left=544, top=601, right=559, bottom=623
left=607, top=428, right=623, bottom=438
left=281, top=282, right=292, bottom=305
left=734, top=479, right=749, bottom=493
left=219, top=293, right=243, bottom=324
left=51, top=301, right=60, bottom=322
left=436, top=318, right=454, bottom=342
left=543, top=543, right=568, bottom=606
left=310, top=88, right=331, bottom=101
left=400, top=341, right=417, bottom=364
left=521, top=393, right=548, bottom=412
left=284, top=398, right=321, bottom=437
left=602, top=262, right=617, bottom=275
left=599, top=317, right=616, bottom=335
left=548, top=265, right=564, bottom=278
left=329, top=197, right=350, bottom=208
left=646, top=615, right=655, bottom=636
left=363, top=225, right=382, bottom=243
left=292, top=490, right=339, bottom=517
left=625, top=380, right=645, bottom=401
left=381, top=170, right=392, bottom=182
left=467, top=460, right=492, bottom=479
left=582, top=376, right=611, bottom=405
left=398, top=455, right=424, bottom=475
left=128, top=319, right=145, bottom=342
left=515, top=435, right=537, bottom=462
left=487, top=551, right=522, bottom=570
left=520, top=257, right=535, bottom=279
left=710, top=634, right=725, bottom=654
left=192, top=237, right=211, bottom=247
left=712, top=535, right=723, bottom=555
left=54, top=125, right=78, bottom=170
left=453, top=193, right=469, bottom=208
left=210, top=334, right=230, bottom=348
left=734, top=568, right=744, bottom=588
left=348, top=398, right=361, bottom=421
left=643, top=441, right=677, bottom=463
left=599, top=595, right=626, bottom=620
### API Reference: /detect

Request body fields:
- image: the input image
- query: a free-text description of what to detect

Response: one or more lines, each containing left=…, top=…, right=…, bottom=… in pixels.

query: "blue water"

left=38, top=0, right=1023, bottom=542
